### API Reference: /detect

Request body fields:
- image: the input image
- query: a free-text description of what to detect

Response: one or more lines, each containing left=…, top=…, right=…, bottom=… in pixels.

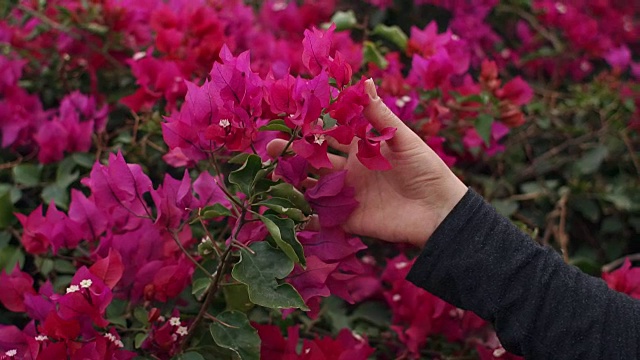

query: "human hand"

left=267, top=79, right=467, bottom=248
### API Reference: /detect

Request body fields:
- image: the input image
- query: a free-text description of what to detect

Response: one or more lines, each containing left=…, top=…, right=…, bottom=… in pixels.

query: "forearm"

left=406, top=189, right=640, bottom=359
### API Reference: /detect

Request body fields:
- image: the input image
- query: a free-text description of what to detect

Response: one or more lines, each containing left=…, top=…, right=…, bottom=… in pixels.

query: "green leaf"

left=228, top=153, right=251, bottom=165
left=0, top=191, right=14, bottom=229
left=192, top=277, right=212, bottom=300
left=351, top=301, right=392, bottom=327
left=72, top=152, right=95, bottom=168
left=574, top=146, right=608, bottom=175
left=329, top=10, right=358, bottom=31
left=258, top=119, right=292, bottom=134
left=363, top=41, right=388, bottom=69
left=135, top=333, right=149, bottom=349
left=371, top=24, right=408, bottom=50
left=229, top=155, right=264, bottom=195
left=56, top=157, right=80, bottom=188
left=322, top=113, right=338, bottom=130
left=255, top=198, right=307, bottom=222
left=53, top=259, right=77, bottom=274
left=231, top=242, right=308, bottom=310
left=12, top=164, right=42, bottom=187
left=474, top=114, right=494, bottom=146
left=202, top=203, right=233, bottom=219
left=178, top=353, right=205, bottom=360
left=223, top=283, right=254, bottom=312
left=0, top=246, right=24, bottom=272
left=257, top=214, right=305, bottom=266
left=133, top=307, right=149, bottom=326
left=267, top=183, right=312, bottom=215
left=209, top=311, right=260, bottom=360
left=42, top=184, right=69, bottom=209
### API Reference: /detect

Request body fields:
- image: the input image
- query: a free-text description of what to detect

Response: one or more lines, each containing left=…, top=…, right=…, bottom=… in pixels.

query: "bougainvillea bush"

left=0, top=0, right=638, bottom=359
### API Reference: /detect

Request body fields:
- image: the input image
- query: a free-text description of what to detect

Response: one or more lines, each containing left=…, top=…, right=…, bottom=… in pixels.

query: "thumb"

left=363, top=79, right=419, bottom=150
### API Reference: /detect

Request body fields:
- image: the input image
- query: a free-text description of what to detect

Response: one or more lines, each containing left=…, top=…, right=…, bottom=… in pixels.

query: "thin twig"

left=621, top=129, right=640, bottom=176
left=16, top=4, right=126, bottom=71
left=169, top=230, right=214, bottom=279
left=602, top=253, right=640, bottom=273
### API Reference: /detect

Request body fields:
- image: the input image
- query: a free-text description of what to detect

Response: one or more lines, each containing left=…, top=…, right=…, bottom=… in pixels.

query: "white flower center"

left=132, top=52, right=146, bottom=60
left=272, top=1, right=287, bottom=11
left=313, top=134, right=325, bottom=145
left=395, top=98, right=406, bottom=108
left=395, top=261, right=408, bottom=269
left=177, top=326, right=188, bottom=336
left=66, top=285, right=80, bottom=294
left=493, top=347, right=506, bottom=357
left=392, top=294, right=402, bottom=302
left=555, top=2, right=567, bottom=14
left=5, top=350, right=17, bottom=357
left=35, top=335, right=48, bottom=341
left=219, top=119, right=231, bottom=128
left=169, top=317, right=181, bottom=326
left=80, top=279, right=92, bottom=288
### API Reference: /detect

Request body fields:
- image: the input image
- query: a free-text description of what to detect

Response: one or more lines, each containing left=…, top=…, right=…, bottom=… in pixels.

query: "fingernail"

left=365, top=78, right=379, bottom=101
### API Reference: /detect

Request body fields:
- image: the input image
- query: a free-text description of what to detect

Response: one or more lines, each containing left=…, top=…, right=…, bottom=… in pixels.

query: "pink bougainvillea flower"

left=0, top=266, right=36, bottom=313
left=68, top=189, right=108, bottom=242
left=302, top=24, right=335, bottom=75
left=55, top=266, right=113, bottom=327
left=602, top=258, right=640, bottom=299
left=254, top=324, right=300, bottom=360
left=81, top=151, right=153, bottom=217
left=89, top=249, right=124, bottom=290
left=305, top=170, right=358, bottom=227
left=275, top=155, right=308, bottom=188
left=497, top=77, right=533, bottom=106
left=24, top=281, right=54, bottom=323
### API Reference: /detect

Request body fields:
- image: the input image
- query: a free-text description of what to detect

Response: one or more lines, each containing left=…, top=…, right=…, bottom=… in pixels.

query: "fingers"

left=326, top=136, right=353, bottom=154
left=363, top=79, right=419, bottom=151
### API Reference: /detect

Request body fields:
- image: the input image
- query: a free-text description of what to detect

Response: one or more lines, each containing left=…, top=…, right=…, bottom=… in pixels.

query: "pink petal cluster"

left=255, top=324, right=374, bottom=360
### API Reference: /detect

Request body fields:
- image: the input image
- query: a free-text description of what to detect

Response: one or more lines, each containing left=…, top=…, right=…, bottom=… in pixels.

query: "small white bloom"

left=171, top=334, right=178, bottom=341
left=35, top=335, right=48, bottom=341
left=313, top=134, right=325, bottom=145
left=5, top=350, right=17, bottom=357
left=580, top=61, right=590, bottom=72
left=395, top=261, right=408, bottom=269
left=304, top=348, right=311, bottom=354
left=451, top=34, right=460, bottom=41
left=219, top=118, right=231, bottom=128
left=104, top=333, right=116, bottom=342
left=201, top=236, right=211, bottom=244
left=66, top=285, right=80, bottom=294
left=169, top=317, right=181, bottom=326
left=133, top=52, right=146, bottom=60
left=157, top=315, right=166, bottom=322
left=392, top=294, right=402, bottom=302
left=555, top=2, right=567, bottom=14
left=114, top=340, right=124, bottom=348
left=177, top=326, right=188, bottom=336
left=351, top=331, right=363, bottom=341
left=401, top=95, right=411, bottom=103
left=271, top=0, right=287, bottom=11
left=361, top=255, right=375, bottom=265
left=395, top=98, right=406, bottom=108
left=80, top=279, right=92, bottom=288
left=493, top=347, right=506, bottom=357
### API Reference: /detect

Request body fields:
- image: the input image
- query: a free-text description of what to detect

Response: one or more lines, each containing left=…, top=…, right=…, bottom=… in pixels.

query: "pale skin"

left=267, top=79, right=467, bottom=248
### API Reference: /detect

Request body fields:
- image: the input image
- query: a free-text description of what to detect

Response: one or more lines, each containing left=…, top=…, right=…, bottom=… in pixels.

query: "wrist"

left=413, top=178, right=468, bottom=249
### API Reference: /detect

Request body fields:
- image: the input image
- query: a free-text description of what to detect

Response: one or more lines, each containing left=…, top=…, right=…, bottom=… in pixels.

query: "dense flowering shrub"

left=0, top=0, right=638, bottom=359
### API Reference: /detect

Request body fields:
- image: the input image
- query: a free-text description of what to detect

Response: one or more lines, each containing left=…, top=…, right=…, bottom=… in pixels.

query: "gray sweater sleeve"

left=406, top=188, right=640, bottom=359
